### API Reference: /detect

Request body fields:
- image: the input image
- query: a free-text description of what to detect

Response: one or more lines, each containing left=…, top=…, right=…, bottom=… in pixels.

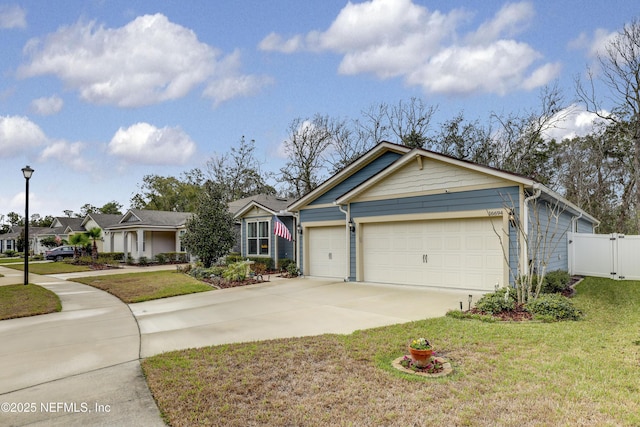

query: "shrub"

left=223, top=261, right=247, bottom=281
left=155, top=253, right=168, bottom=264
left=5, top=250, right=17, bottom=257
left=525, top=293, right=582, bottom=321
left=286, top=263, right=299, bottom=278
left=475, top=287, right=517, bottom=314
left=540, top=270, right=571, bottom=294
left=100, top=252, right=125, bottom=261
left=278, top=258, right=295, bottom=271
left=137, top=256, right=149, bottom=266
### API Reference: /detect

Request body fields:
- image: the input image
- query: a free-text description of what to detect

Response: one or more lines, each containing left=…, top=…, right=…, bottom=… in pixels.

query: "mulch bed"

left=467, top=276, right=584, bottom=321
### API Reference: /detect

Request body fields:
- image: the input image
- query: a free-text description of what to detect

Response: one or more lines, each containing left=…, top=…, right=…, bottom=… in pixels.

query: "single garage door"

left=362, top=217, right=503, bottom=291
left=307, top=226, right=347, bottom=279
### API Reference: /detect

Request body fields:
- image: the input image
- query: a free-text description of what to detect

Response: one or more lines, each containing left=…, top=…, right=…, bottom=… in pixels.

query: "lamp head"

left=22, top=165, right=34, bottom=180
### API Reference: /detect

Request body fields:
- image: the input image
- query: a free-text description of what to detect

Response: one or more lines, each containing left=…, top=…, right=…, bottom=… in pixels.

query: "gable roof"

left=81, top=213, right=122, bottom=229
left=52, top=217, right=84, bottom=232
left=106, top=209, right=192, bottom=230
left=288, top=141, right=411, bottom=211
left=232, top=194, right=293, bottom=218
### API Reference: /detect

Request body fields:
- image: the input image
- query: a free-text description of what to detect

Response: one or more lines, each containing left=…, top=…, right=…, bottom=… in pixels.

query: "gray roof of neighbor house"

left=53, top=217, right=84, bottom=232
left=83, top=214, right=123, bottom=229
left=108, top=209, right=193, bottom=229
left=229, top=194, right=293, bottom=216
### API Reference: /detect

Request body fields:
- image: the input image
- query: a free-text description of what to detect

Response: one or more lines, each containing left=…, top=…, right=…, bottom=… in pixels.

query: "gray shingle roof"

left=228, top=194, right=292, bottom=215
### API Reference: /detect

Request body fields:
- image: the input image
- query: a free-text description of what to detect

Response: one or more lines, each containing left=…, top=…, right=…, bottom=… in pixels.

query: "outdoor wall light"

left=22, top=165, right=34, bottom=286
left=508, top=209, right=517, bottom=227
left=297, top=224, right=303, bottom=235
left=348, top=218, right=355, bottom=233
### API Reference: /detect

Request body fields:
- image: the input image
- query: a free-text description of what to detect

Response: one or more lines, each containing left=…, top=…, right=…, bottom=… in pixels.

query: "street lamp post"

left=22, top=165, right=34, bottom=286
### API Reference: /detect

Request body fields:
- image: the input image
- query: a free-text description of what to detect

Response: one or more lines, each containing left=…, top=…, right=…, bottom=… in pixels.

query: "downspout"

left=522, top=183, right=541, bottom=276
left=336, top=203, right=351, bottom=282
left=291, top=212, right=300, bottom=273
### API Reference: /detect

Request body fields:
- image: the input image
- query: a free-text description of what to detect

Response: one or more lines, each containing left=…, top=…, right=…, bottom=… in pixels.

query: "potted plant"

left=408, top=338, right=433, bottom=367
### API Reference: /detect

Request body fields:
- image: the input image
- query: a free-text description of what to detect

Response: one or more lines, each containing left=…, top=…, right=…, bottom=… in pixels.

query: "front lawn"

left=0, top=257, right=23, bottom=264
left=71, top=270, right=213, bottom=303
left=3, top=262, right=92, bottom=274
left=0, top=284, right=62, bottom=320
left=142, top=277, right=640, bottom=426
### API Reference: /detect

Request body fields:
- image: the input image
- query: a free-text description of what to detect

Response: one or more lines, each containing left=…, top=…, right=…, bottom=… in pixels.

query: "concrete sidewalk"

left=0, top=266, right=164, bottom=426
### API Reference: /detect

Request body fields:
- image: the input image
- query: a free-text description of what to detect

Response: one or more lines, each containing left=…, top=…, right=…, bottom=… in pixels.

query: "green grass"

left=70, top=270, right=213, bottom=303
left=0, top=284, right=62, bottom=320
left=142, top=277, right=640, bottom=426
left=0, top=257, right=24, bottom=264
left=3, top=262, right=92, bottom=274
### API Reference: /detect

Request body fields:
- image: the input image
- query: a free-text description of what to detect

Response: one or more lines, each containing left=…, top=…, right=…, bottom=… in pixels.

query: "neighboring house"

left=103, top=209, right=192, bottom=262
left=0, top=225, right=48, bottom=254
left=80, top=213, right=122, bottom=253
left=32, top=216, right=84, bottom=254
left=288, top=141, right=598, bottom=292
left=232, top=194, right=296, bottom=268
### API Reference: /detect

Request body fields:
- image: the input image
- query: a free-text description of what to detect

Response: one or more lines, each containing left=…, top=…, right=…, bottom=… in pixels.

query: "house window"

left=247, top=220, right=269, bottom=255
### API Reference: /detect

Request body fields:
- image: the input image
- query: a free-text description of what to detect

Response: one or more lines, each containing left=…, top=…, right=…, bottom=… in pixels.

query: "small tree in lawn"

left=69, top=233, right=90, bottom=258
left=491, top=189, right=571, bottom=303
left=85, top=227, right=102, bottom=260
left=181, top=182, right=236, bottom=268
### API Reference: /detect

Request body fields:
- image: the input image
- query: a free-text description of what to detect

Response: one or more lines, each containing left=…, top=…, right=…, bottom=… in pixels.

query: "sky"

left=0, top=0, right=637, bottom=222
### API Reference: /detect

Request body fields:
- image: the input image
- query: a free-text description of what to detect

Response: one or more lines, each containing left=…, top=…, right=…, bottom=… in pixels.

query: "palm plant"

left=85, top=227, right=102, bottom=260
left=69, top=233, right=90, bottom=258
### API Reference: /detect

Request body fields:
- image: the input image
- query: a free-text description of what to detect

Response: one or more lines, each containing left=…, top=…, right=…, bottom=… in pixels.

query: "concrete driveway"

left=131, top=277, right=485, bottom=357
left=0, top=264, right=484, bottom=426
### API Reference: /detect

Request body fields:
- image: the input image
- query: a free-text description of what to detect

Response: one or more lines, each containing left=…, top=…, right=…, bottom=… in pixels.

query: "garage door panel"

left=308, top=226, right=346, bottom=279
left=362, top=218, right=503, bottom=291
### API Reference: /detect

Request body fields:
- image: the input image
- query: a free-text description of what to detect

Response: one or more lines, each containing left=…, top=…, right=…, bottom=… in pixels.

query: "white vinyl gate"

left=568, top=232, right=640, bottom=280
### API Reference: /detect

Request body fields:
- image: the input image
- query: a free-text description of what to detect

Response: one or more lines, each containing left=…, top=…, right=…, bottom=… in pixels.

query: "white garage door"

left=362, top=217, right=504, bottom=291
left=307, top=226, right=347, bottom=279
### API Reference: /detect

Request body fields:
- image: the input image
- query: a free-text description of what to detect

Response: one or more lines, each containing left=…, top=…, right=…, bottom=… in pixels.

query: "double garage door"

left=306, top=217, right=504, bottom=291
left=362, top=217, right=504, bottom=291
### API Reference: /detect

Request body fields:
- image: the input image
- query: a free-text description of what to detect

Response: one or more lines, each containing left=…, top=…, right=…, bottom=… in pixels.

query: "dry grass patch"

left=142, top=278, right=640, bottom=426
left=0, top=284, right=62, bottom=320
left=71, top=270, right=212, bottom=303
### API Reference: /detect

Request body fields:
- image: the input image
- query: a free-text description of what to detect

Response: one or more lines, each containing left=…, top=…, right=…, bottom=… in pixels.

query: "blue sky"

left=0, top=0, right=636, bottom=221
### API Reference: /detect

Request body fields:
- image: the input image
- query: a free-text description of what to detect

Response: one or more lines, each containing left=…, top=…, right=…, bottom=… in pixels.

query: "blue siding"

left=528, top=200, right=573, bottom=273
left=276, top=216, right=295, bottom=264
left=350, top=187, right=520, bottom=217
left=577, top=217, right=595, bottom=233
left=310, top=151, right=402, bottom=205
left=300, top=206, right=345, bottom=222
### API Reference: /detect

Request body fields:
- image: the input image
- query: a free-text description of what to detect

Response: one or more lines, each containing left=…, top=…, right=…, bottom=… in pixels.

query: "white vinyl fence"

left=568, top=232, right=640, bottom=280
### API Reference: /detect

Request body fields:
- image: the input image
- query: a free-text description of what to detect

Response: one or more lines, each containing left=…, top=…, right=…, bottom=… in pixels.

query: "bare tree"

left=491, top=192, right=571, bottom=303
left=491, top=82, right=569, bottom=187
left=386, top=97, right=437, bottom=148
left=279, top=115, right=335, bottom=198
left=576, top=17, right=640, bottom=231
left=206, top=136, right=274, bottom=202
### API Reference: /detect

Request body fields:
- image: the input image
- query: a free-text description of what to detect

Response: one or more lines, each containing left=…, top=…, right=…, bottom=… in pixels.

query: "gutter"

left=335, top=203, right=351, bottom=282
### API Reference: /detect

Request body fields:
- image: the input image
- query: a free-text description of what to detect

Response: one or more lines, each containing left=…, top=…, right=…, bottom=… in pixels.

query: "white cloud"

left=30, top=95, right=64, bottom=115
left=108, top=122, right=196, bottom=165
left=18, top=14, right=269, bottom=107
left=39, top=140, right=90, bottom=171
left=467, top=2, right=534, bottom=45
left=0, top=115, right=47, bottom=158
left=260, top=0, right=556, bottom=95
left=543, top=104, right=609, bottom=141
left=0, top=4, right=26, bottom=29
left=202, top=50, right=274, bottom=106
left=570, top=28, right=617, bottom=59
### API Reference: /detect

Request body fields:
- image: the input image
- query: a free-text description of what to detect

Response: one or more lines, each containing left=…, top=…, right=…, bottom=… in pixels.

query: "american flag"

left=273, top=217, right=292, bottom=241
